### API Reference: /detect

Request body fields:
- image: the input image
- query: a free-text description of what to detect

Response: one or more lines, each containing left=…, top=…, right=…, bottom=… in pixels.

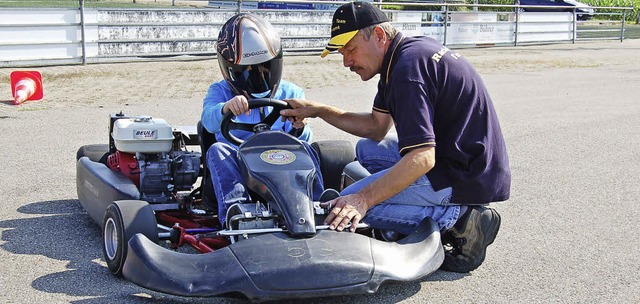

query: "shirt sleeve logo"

left=431, top=47, right=462, bottom=62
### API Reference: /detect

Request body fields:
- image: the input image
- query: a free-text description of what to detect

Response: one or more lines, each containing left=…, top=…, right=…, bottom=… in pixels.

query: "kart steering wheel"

left=220, top=98, right=303, bottom=146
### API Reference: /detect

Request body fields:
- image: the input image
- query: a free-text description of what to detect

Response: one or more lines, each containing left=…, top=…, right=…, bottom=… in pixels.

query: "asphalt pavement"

left=1, top=39, right=639, bottom=303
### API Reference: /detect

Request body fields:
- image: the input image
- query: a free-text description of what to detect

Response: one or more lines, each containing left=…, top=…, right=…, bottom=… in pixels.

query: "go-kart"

left=75, top=98, right=444, bottom=301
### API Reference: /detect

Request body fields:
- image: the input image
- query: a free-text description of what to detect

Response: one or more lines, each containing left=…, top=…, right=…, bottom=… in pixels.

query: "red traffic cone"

left=10, top=71, right=43, bottom=105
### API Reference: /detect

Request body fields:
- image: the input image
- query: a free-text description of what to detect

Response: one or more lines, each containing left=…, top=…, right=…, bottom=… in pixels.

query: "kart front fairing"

left=123, top=218, right=443, bottom=301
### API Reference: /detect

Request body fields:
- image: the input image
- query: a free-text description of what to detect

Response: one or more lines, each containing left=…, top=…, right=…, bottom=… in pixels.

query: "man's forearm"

left=317, top=105, right=388, bottom=140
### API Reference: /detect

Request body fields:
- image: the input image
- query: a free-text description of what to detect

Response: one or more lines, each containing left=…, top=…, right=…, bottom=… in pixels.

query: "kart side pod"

left=76, top=156, right=140, bottom=225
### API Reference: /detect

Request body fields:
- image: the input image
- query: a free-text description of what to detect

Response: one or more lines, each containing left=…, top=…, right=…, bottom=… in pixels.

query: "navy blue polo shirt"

left=373, top=33, right=511, bottom=204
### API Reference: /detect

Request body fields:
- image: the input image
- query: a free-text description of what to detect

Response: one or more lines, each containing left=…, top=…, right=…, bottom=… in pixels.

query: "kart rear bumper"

left=123, top=218, right=443, bottom=301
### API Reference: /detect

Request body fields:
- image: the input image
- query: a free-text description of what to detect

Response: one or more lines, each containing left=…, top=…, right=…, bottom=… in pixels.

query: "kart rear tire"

left=102, top=200, right=158, bottom=277
left=311, top=140, right=355, bottom=191
left=76, top=144, right=109, bottom=163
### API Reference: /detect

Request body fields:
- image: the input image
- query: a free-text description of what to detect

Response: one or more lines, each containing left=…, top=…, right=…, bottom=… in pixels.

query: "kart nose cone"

left=122, top=218, right=443, bottom=301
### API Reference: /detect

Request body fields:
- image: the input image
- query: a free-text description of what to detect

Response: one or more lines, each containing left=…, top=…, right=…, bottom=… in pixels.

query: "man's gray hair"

left=359, top=22, right=398, bottom=41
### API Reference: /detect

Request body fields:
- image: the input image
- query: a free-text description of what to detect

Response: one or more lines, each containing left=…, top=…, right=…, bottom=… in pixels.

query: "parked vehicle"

left=517, top=0, right=595, bottom=20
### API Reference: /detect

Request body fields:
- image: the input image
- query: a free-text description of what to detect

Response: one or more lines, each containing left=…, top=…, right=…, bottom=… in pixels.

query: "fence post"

left=443, top=4, right=449, bottom=45
left=621, top=10, right=626, bottom=42
left=514, top=3, right=520, bottom=46
left=571, top=9, right=577, bottom=43
left=79, top=0, right=87, bottom=65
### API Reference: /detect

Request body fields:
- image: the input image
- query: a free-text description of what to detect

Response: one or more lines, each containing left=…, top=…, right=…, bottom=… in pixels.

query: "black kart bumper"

left=123, top=218, right=443, bottom=301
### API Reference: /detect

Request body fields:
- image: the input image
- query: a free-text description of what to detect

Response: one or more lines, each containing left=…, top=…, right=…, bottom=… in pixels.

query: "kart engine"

left=108, top=115, right=200, bottom=203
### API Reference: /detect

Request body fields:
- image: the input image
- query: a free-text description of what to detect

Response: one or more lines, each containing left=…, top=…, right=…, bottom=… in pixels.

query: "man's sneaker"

left=440, top=206, right=501, bottom=273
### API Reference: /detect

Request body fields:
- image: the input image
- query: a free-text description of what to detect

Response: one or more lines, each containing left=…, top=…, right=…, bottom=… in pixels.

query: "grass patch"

left=578, top=23, right=640, bottom=38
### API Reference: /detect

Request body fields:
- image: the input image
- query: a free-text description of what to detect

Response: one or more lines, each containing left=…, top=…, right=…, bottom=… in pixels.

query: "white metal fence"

left=0, top=0, right=634, bottom=67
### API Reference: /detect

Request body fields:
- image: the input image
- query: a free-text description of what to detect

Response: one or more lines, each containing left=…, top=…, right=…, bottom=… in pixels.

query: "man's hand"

left=322, top=193, right=369, bottom=232
left=223, top=95, right=250, bottom=116
left=280, top=98, right=322, bottom=129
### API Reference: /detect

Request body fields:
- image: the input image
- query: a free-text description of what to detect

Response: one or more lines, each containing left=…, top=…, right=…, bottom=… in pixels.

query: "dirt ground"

left=0, top=53, right=356, bottom=109
left=1, top=39, right=638, bottom=111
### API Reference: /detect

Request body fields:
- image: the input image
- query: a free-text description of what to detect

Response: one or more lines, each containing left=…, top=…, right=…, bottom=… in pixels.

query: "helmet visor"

left=227, top=62, right=274, bottom=98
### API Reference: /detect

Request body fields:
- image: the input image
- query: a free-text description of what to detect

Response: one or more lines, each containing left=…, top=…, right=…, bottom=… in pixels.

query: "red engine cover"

left=107, top=151, right=141, bottom=187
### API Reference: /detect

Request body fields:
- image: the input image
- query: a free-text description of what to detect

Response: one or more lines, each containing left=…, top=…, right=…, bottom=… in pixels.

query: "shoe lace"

left=442, top=234, right=467, bottom=255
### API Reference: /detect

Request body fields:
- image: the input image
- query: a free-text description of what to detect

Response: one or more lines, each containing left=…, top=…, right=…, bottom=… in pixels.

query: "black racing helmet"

left=216, top=13, right=283, bottom=99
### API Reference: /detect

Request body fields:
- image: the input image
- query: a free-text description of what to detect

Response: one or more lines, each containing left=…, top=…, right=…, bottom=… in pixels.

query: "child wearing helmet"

left=201, top=13, right=324, bottom=225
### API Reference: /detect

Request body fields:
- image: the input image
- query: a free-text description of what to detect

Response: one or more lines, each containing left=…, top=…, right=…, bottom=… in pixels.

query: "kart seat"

left=197, top=121, right=217, bottom=212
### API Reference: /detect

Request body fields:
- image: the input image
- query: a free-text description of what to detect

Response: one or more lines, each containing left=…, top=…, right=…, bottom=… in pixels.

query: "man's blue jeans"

left=341, top=134, right=461, bottom=234
left=206, top=141, right=324, bottom=225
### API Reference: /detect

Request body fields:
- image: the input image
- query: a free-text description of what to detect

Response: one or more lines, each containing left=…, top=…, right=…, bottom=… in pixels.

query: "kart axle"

left=170, top=225, right=229, bottom=253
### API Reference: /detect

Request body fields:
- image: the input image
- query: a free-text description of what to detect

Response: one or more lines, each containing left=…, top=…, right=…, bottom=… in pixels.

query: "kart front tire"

left=102, top=200, right=157, bottom=277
